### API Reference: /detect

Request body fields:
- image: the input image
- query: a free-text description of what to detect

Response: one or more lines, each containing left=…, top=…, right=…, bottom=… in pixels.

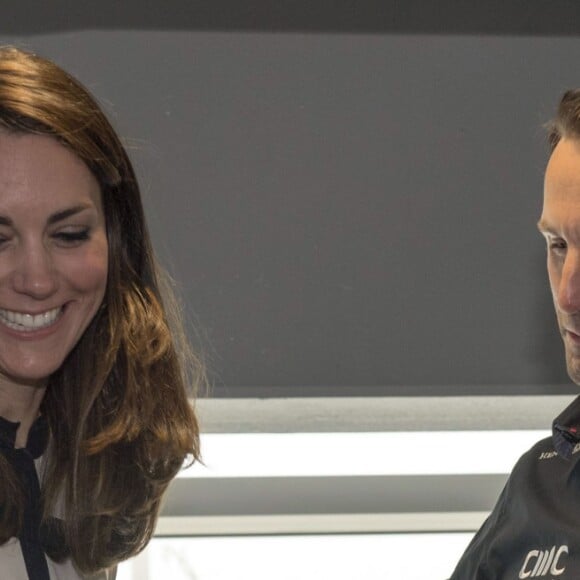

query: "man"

left=450, top=90, right=580, bottom=578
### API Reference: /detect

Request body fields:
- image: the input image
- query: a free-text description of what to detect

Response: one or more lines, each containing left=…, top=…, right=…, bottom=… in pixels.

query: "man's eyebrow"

left=537, top=219, right=554, bottom=234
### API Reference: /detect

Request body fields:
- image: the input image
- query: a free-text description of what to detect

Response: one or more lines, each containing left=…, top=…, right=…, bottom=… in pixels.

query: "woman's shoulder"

left=0, top=535, right=116, bottom=580
left=47, top=556, right=117, bottom=580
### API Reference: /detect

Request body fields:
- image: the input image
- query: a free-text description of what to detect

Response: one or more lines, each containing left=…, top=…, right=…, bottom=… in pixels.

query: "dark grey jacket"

left=450, top=395, right=580, bottom=579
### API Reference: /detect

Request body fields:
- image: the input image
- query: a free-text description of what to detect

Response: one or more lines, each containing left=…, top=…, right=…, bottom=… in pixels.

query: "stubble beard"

left=566, top=349, right=580, bottom=386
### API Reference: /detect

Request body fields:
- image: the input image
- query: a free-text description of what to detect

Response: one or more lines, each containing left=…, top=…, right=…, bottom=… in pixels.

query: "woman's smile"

left=0, top=306, right=63, bottom=331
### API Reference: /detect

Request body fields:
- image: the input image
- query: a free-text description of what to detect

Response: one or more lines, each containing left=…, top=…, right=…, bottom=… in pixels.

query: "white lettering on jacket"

left=518, top=545, right=568, bottom=578
left=538, top=451, right=558, bottom=460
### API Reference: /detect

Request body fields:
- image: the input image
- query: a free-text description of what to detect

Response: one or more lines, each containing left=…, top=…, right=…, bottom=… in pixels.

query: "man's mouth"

left=0, top=306, right=63, bottom=331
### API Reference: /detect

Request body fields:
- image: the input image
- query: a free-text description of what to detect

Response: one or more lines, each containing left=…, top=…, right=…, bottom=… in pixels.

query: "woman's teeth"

left=0, top=306, right=62, bottom=331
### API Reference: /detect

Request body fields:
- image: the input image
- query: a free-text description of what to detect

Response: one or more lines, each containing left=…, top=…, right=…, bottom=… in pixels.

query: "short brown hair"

left=547, top=89, right=580, bottom=151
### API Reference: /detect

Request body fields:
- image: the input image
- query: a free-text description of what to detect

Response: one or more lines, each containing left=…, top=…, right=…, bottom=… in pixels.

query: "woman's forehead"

left=0, top=132, right=102, bottom=213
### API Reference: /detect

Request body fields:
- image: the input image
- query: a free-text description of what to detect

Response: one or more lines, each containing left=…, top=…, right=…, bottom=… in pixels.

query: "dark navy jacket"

left=450, top=396, right=580, bottom=579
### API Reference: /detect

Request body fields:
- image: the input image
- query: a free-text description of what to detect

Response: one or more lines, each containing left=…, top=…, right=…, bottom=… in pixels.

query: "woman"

left=0, top=47, right=202, bottom=578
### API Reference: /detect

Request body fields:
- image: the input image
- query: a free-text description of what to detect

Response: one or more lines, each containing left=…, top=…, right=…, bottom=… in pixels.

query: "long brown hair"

left=0, top=46, right=202, bottom=573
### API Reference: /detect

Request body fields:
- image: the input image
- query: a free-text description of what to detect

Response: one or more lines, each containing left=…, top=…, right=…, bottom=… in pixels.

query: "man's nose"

left=558, top=249, right=580, bottom=313
left=11, top=244, right=59, bottom=300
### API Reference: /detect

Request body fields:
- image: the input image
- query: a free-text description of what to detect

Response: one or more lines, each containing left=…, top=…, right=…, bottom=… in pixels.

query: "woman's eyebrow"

left=47, top=204, right=92, bottom=225
left=0, top=204, right=93, bottom=228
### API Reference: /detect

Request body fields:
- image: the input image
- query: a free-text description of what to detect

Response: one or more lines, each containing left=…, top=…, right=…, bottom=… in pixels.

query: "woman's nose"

left=11, top=244, right=59, bottom=299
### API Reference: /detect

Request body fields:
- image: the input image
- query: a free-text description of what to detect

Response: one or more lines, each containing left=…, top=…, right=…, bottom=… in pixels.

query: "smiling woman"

left=0, top=47, right=202, bottom=579
left=0, top=134, right=108, bottom=390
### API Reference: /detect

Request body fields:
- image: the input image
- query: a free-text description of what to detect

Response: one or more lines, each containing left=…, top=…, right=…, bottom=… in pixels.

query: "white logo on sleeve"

left=518, top=545, right=568, bottom=578
left=538, top=451, right=558, bottom=460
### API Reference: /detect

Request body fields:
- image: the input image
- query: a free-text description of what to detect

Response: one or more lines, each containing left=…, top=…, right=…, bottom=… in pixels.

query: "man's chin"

left=566, top=357, right=580, bottom=386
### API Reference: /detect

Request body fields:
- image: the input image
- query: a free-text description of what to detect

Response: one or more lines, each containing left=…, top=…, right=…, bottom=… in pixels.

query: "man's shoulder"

left=503, top=432, right=578, bottom=485
left=522, top=433, right=557, bottom=461
left=449, top=431, right=580, bottom=579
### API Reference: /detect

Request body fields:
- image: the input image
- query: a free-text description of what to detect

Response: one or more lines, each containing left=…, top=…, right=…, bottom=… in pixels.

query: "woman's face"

left=0, top=132, right=108, bottom=385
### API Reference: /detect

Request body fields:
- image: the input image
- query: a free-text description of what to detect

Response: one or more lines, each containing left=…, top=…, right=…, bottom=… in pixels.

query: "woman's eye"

left=0, top=230, right=13, bottom=247
left=53, top=229, right=90, bottom=245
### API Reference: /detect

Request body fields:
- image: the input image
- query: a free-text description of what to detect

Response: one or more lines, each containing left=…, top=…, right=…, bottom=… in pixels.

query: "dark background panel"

left=3, top=0, right=580, bottom=36
left=1, top=6, right=579, bottom=396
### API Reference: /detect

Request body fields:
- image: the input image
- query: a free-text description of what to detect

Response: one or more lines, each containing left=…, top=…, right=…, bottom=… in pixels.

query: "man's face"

left=540, top=138, right=580, bottom=384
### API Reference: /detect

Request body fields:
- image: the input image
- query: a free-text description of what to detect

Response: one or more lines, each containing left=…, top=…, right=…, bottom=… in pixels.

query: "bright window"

left=117, top=533, right=475, bottom=580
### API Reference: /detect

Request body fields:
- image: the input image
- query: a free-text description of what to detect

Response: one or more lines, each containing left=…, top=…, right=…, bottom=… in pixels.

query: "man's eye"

left=549, top=239, right=567, bottom=253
